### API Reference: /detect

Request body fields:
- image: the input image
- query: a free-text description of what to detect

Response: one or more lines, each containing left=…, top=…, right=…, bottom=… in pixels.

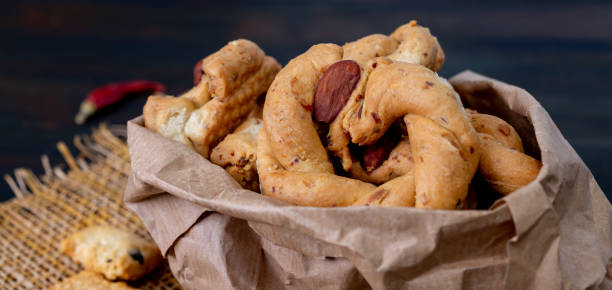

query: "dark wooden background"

left=1, top=0, right=611, bottom=202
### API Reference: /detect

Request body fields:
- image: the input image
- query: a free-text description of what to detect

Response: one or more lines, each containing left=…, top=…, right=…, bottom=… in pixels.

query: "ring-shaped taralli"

left=259, top=21, right=480, bottom=209
left=467, top=110, right=542, bottom=195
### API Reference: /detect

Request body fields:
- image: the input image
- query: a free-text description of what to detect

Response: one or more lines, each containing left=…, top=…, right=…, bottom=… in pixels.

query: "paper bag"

left=124, top=71, right=612, bottom=289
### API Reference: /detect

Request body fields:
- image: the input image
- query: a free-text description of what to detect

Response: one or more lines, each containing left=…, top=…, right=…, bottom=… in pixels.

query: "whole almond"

left=361, top=125, right=401, bottom=172
left=313, top=60, right=361, bottom=123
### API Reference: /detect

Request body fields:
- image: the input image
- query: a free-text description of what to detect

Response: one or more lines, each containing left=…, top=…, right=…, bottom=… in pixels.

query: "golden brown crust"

left=263, top=44, right=343, bottom=174
left=259, top=22, right=481, bottom=209
left=329, top=23, right=444, bottom=170
left=60, top=226, right=162, bottom=281
left=467, top=110, right=542, bottom=195
left=353, top=174, right=416, bottom=207
left=49, top=271, right=135, bottom=290
left=210, top=110, right=262, bottom=191
left=257, top=129, right=376, bottom=206
left=185, top=56, right=280, bottom=158
left=342, top=34, right=399, bottom=65
left=404, top=114, right=474, bottom=209
left=478, top=134, right=542, bottom=195
left=467, top=109, right=524, bottom=152
left=342, top=62, right=479, bottom=209
left=201, top=39, right=266, bottom=98
left=142, top=95, right=195, bottom=148
left=389, top=20, right=445, bottom=72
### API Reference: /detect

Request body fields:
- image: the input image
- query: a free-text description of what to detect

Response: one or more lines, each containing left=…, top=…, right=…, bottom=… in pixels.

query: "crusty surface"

left=467, top=109, right=524, bottom=152
left=353, top=174, right=416, bottom=207
left=477, top=134, right=542, bottom=195
left=388, top=20, right=445, bottom=72
left=60, top=226, right=162, bottom=281
left=342, top=34, right=398, bottom=66
left=201, top=39, right=265, bottom=98
left=185, top=56, right=280, bottom=158
left=468, top=110, right=541, bottom=195
left=257, top=129, right=376, bottom=206
left=404, top=114, right=474, bottom=209
left=49, top=271, right=135, bottom=290
left=263, top=44, right=343, bottom=174
left=143, top=95, right=195, bottom=148
left=210, top=110, right=262, bottom=191
left=342, top=61, right=479, bottom=209
left=329, top=24, right=442, bottom=170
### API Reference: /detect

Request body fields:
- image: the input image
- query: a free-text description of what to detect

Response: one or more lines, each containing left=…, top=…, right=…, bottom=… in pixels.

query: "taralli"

left=467, top=110, right=542, bottom=195
left=259, top=20, right=482, bottom=209
left=185, top=54, right=280, bottom=158
left=257, top=128, right=376, bottom=207
left=143, top=39, right=280, bottom=186
left=142, top=22, right=543, bottom=209
left=61, top=226, right=162, bottom=281
left=210, top=106, right=263, bottom=191
left=328, top=22, right=444, bottom=171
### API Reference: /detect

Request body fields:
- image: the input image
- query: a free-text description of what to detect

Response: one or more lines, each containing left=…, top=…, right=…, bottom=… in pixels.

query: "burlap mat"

left=0, top=124, right=180, bottom=289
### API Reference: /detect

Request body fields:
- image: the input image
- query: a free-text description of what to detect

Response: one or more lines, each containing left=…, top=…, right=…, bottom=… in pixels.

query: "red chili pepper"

left=193, top=59, right=203, bottom=86
left=75, top=80, right=165, bottom=124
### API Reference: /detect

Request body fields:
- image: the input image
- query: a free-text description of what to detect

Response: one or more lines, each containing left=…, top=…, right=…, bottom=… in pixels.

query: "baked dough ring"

left=257, top=128, right=376, bottom=207
left=50, top=271, right=135, bottom=290
left=260, top=21, right=477, bottom=209
left=263, top=43, right=342, bottom=174
left=388, top=20, right=445, bottom=72
left=467, top=110, right=542, bottom=195
left=328, top=22, right=444, bottom=171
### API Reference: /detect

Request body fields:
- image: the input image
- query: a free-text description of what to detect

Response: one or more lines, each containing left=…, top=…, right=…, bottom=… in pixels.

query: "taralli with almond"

left=258, top=20, right=541, bottom=209
left=143, top=39, right=280, bottom=186
left=141, top=21, right=541, bottom=209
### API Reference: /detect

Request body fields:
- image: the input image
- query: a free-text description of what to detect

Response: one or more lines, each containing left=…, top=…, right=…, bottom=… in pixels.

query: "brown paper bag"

left=124, top=71, right=612, bottom=289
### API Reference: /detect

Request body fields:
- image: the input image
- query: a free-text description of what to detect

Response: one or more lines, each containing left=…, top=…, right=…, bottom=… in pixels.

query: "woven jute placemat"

left=1, top=124, right=181, bottom=289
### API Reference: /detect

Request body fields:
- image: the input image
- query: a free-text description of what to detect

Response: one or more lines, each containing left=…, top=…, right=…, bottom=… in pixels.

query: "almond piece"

left=361, top=126, right=401, bottom=172
left=313, top=60, right=361, bottom=123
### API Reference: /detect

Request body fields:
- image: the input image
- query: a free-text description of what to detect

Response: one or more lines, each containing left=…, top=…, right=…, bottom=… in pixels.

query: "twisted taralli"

left=467, top=110, right=542, bottom=195
left=259, top=21, right=481, bottom=209
left=144, top=39, right=280, bottom=188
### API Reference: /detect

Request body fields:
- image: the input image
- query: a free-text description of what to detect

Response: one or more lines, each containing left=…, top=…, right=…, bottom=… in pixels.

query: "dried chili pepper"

left=75, top=80, right=165, bottom=124
left=193, top=59, right=204, bottom=86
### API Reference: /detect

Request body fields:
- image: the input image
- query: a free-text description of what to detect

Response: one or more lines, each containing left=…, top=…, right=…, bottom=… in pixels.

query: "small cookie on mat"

left=49, top=270, right=135, bottom=290
left=61, top=226, right=162, bottom=281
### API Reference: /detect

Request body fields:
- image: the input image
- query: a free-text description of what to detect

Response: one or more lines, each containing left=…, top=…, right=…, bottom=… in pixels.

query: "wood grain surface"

left=1, top=0, right=611, bottom=201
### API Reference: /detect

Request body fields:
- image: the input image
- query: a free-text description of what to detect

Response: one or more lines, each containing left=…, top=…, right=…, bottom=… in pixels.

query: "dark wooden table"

left=1, top=1, right=611, bottom=202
